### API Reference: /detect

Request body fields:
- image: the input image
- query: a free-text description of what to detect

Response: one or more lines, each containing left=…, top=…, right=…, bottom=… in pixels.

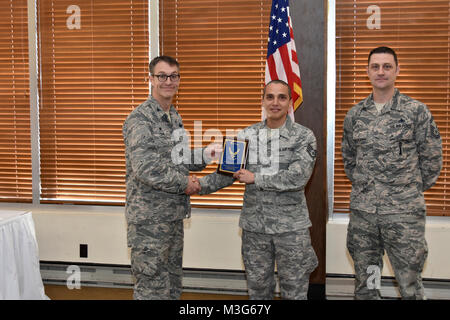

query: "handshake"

left=185, top=175, right=201, bottom=195
left=184, top=169, right=255, bottom=196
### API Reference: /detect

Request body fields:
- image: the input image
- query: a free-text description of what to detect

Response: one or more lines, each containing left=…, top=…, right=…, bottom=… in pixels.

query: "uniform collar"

left=262, top=116, right=293, bottom=139
left=147, top=96, right=176, bottom=122
left=363, top=88, right=402, bottom=114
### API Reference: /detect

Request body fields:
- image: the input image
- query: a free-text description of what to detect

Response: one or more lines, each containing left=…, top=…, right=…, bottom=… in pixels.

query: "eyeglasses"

left=151, top=73, right=181, bottom=82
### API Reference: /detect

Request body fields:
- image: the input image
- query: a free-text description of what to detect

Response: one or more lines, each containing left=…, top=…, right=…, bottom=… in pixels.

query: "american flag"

left=263, top=0, right=303, bottom=121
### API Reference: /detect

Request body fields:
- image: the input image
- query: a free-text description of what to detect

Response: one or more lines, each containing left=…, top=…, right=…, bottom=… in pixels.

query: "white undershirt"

left=374, top=102, right=385, bottom=113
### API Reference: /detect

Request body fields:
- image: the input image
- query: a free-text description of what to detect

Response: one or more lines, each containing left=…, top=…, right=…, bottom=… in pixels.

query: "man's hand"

left=204, top=143, right=223, bottom=162
left=185, top=175, right=201, bottom=195
left=233, top=169, right=255, bottom=184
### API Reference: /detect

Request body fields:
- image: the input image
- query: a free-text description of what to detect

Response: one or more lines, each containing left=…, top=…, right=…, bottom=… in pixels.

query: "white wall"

left=327, top=214, right=450, bottom=279
left=1, top=203, right=245, bottom=270
left=2, top=203, right=449, bottom=280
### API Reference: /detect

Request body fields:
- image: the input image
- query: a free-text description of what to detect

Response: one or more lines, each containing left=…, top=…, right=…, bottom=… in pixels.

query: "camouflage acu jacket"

left=199, top=116, right=317, bottom=234
left=341, top=89, right=442, bottom=214
left=122, top=96, right=207, bottom=225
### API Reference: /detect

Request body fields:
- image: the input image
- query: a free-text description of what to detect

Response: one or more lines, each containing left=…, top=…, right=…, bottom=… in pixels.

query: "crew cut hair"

left=368, top=46, right=398, bottom=66
left=149, top=55, right=180, bottom=74
left=263, top=79, right=292, bottom=99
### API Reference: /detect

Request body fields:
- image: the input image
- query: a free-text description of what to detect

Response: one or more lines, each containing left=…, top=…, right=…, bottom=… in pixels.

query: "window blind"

left=160, top=0, right=271, bottom=207
left=37, top=0, right=149, bottom=204
left=0, top=0, right=32, bottom=203
left=334, top=0, right=450, bottom=216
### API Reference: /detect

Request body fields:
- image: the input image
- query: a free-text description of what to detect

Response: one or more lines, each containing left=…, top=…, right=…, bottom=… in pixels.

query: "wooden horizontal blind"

left=334, top=0, right=450, bottom=216
left=37, top=0, right=149, bottom=204
left=0, top=0, right=32, bottom=203
left=160, top=0, right=271, bottom=207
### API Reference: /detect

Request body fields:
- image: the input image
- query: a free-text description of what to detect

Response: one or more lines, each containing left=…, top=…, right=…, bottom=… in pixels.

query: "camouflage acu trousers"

left=347, top=209, right=428, bottom=300
left=128, top=220, right=184, bottom=300
left=241, top=229, right=318, bottom=300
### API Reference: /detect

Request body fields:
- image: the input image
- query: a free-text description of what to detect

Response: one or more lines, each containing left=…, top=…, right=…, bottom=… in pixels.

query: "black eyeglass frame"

left=151, top=73, right=181, bottom=82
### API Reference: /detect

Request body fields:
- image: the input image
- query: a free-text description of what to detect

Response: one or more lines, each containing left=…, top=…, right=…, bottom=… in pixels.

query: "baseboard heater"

left=40, top=262, right=251, bottom=296
left=40, top=262, right=450, bottom=299
left=326, top=274, right=450, bottom=300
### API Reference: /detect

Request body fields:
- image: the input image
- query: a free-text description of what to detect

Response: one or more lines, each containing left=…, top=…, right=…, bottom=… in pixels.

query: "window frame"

left=3, top=0, right=448, bottom=218
left=23, top=0, right=268, bottom=210
left=328, top=0, right=450, bottom=218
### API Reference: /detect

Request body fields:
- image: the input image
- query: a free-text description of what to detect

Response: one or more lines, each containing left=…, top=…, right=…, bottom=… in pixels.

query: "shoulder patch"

left=306, top=143, right=317, bottom=159
left=430, top=119, right=440, bottom=139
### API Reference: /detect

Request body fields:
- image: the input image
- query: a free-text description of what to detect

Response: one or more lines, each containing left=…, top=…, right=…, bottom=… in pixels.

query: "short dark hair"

left=368, top=46, right=398, bottom=66
left=149, top=55, right=180, bottom=74
left=263, top=80, right=292, bottom=99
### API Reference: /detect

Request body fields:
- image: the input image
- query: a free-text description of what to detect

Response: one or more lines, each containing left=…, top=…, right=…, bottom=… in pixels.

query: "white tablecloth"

left=0, top=210, right=48, bottom=299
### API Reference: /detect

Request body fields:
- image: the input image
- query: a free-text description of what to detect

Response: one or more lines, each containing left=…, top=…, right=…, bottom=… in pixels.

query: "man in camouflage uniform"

left=341, top=47, right=443, bottom=299
left=198, top=80, right=318, bottom=299
left=122, top=56, right=220, bottom=299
